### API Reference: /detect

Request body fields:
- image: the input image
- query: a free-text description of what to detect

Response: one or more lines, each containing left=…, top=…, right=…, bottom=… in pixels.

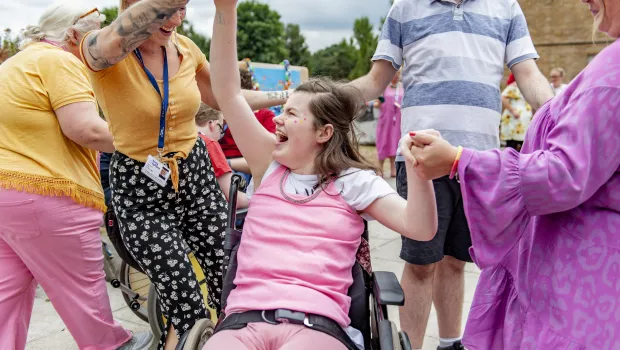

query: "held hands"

left=399, top=130, right=459, bottom=181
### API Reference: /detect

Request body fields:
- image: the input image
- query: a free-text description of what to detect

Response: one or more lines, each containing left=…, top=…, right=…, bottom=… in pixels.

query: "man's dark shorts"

left=396, top=162, right=473, bottom=265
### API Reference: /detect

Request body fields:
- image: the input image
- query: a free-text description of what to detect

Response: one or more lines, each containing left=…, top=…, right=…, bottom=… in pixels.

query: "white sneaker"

left=117, top=331, right=154, bottom=350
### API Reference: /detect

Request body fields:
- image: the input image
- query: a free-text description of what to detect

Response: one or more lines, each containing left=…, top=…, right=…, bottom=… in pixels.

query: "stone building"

left=519, top=0, right=609, bottom=81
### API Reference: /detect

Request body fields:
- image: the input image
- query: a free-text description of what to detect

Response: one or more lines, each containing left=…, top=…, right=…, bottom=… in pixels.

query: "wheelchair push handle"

left=226, top=174, right=243, bottom=229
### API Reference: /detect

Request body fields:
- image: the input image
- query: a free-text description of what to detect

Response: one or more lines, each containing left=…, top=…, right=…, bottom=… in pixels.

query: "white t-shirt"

left=246, top=162, right=397, bottom=221
left=551, top=83, right=568, bottom=96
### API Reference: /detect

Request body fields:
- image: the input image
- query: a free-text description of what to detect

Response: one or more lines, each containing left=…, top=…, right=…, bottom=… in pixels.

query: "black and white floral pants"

left=110, top=138, right=227, bottom=347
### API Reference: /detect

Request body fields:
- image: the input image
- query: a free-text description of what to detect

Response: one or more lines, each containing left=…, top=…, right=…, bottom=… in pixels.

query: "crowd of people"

left=0, top=0, right=618, bottom=350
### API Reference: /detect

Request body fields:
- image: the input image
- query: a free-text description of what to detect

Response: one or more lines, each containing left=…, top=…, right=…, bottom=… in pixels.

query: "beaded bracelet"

left=449, top=146, right=463, bottom=180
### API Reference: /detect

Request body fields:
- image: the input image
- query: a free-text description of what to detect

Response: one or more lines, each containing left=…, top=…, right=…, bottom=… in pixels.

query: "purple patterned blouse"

left=458, top=39, right=620, bottom=349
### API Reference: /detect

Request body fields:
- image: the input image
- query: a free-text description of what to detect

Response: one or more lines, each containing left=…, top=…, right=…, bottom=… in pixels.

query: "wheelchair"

left=102, top=221, right=150, bottom=323
left=176, top=174, right=413, bottom=350
left=103, top=206, right=218, bottom=338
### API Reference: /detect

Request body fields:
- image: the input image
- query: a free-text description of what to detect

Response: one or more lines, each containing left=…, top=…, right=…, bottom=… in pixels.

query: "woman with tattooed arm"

left=78, top=1, right=290, bottom=349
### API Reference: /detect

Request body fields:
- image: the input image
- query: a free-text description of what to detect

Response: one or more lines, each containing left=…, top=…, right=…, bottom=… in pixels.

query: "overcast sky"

left=1, top=0, right=392, bottom=52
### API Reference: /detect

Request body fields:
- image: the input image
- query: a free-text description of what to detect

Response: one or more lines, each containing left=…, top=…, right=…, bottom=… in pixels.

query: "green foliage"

left=236, top=0, right=288, bottom=64
left=0, top=29, right=21, bottom=64
left=284, top=24, right=310, bottom=67
left=85, top=3, right=393, bottom=80
left=309, top=39, right=358, bottom=81
left=100, top=7, right=118, bottom=28
left=348, top=17, right=378, bottom=80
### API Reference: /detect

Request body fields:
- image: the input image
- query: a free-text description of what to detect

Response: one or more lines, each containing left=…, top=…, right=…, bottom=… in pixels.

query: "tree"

left=284, top=24, right=310, bottom=67
left=99, top=6, right=211, bottom=59
left=237, top=0, right=288, bottom=64
left=0, top=29, right=20, bottom=64
left=309, top=39, right=357, bottom=81
left=348, top=17, right=378, bottom=80
left=101, top=7, right=118, bottom=28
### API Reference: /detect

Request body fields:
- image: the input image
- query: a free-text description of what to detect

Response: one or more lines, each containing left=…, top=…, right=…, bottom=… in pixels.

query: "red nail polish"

left=410, top=132, right=416, bottom=136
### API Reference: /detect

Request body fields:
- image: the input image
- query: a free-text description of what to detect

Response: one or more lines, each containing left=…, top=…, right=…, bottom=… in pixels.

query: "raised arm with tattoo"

left=81, top=0, right=188, bottom=71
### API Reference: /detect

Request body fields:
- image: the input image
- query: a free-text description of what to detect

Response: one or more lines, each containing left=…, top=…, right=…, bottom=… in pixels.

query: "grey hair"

left=20, top=1, right=106, bottom=50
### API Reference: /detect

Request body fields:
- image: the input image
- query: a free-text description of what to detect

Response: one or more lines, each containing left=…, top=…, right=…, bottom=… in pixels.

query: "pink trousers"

left=203, top=322, right=347, bottom=350
left=0, top=189, right=131, bottom=350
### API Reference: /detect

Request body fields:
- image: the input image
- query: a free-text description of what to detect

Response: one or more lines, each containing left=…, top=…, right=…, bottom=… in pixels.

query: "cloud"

left=2, top=0, right=391, bottom=52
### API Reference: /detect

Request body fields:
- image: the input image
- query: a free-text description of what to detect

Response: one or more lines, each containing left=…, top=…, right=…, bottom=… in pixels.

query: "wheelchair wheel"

left=390, top=320, right=403, bottom=350
left=147, top=284, right=165, bottom=341
left=369, top=295, right=380, bottom=350
left=119, top=261, right=150, bottom=322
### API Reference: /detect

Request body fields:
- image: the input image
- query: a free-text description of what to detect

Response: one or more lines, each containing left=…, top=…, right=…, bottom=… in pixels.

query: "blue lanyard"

left=134, top=47, right=169, bottom=154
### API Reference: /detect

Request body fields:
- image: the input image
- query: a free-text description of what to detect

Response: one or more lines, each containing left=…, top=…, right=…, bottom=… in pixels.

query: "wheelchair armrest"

left=372, top=271, right=405, bottom=306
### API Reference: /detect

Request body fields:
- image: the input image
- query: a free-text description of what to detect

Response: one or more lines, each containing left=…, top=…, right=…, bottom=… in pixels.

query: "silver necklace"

left=279, top=168, right=328, bottom=204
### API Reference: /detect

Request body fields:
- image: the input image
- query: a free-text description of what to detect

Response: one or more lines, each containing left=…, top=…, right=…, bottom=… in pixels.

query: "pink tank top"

left=224, top=165, right=365, bottom=327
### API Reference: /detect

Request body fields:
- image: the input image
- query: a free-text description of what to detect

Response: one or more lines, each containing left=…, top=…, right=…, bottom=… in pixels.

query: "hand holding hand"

left=408, top=132, right=459, bottom=181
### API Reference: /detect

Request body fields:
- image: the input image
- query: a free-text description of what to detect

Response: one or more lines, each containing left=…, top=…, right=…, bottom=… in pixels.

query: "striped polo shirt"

left=373, top=0, right=538, bottom=160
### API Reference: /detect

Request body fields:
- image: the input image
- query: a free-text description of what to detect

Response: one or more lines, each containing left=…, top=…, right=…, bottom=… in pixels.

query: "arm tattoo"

left=86, top=0, right=186, bottom=70
left=267, top=91, right=288, bottom=100
left=215, top=11, right=226, bottom=25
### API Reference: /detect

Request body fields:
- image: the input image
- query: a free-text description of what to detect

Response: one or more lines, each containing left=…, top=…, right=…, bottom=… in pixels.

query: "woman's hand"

left=399, top=129, right=441, bottom=166
left=406, top=131, right=459, bottom=181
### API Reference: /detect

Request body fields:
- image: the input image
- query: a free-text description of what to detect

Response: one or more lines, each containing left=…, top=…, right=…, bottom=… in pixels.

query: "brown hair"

left=195, top=103, right=222, bottom=127
left=240, top=68, right=253, bottom=90
left=294, top=78, right=379, bottom=185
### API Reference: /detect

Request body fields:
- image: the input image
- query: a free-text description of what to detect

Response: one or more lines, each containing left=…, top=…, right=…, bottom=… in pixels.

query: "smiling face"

left=124, top=0, right=186, bottom=46
left=582, top=0, right=620, bottom=38
left=272, top=92, right=333, bottom=174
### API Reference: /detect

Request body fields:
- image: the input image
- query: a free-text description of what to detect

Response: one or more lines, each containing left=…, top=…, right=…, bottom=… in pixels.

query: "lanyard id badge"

left=135, top=47, right=171, bottom=187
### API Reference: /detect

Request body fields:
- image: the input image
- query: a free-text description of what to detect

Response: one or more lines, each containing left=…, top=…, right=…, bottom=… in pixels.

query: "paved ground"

left=26, top=173, right=481, bottom=350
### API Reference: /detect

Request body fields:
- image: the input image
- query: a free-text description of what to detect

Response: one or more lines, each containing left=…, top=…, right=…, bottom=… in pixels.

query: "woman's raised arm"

left=80, top=0, right=188, bottom=71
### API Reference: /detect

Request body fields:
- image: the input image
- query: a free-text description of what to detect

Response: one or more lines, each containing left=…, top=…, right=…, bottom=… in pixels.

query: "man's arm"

left=347, top=60, right=397, bottom=103
left=510, top=60, right=554, bottom=110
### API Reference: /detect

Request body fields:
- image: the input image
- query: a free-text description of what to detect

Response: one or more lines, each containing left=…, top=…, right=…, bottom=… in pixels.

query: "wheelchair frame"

left=176, top=174, right=413, bottom=350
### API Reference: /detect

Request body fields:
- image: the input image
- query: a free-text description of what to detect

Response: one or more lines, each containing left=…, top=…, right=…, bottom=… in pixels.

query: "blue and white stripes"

left=373, top=0, right=538, bottom=157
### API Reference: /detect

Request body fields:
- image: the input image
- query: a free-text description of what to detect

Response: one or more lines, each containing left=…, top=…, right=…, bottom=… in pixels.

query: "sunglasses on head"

left=73, top=8, right=100, bottom=25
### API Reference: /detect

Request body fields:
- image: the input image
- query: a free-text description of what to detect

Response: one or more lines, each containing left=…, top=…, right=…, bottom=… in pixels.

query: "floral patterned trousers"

left=110, top=138, right=227, bottom=348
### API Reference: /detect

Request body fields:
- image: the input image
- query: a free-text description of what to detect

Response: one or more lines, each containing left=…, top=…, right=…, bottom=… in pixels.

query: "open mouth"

left=275, top=131, right=289, bottom=143
left=160, top=26, right=174, bottom=35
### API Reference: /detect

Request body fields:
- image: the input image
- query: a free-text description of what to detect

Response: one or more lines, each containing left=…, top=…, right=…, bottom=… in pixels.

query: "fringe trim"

left=0, top=169, right=106, bottom=212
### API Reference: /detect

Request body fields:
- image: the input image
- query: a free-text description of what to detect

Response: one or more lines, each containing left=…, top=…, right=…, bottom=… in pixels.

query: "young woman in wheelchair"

left=204, top=1, right=438, bottom=349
